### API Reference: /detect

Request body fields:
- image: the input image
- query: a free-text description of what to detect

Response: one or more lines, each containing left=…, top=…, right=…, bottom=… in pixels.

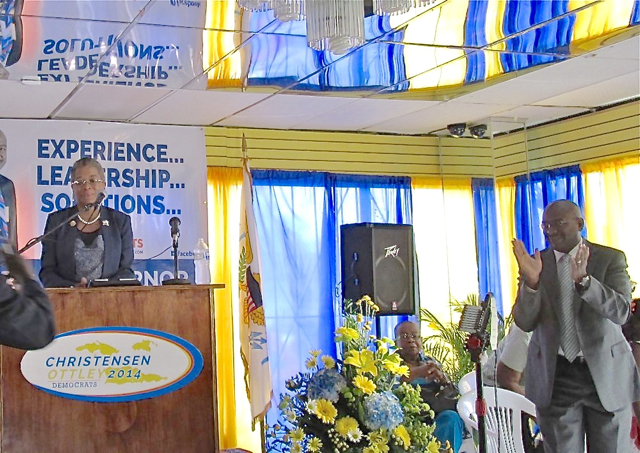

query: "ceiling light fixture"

left=447, top=123, right=466, bottom=138
left=469, top=124, right=487, bottom=139
left=239, top=0, right=440, bottom=54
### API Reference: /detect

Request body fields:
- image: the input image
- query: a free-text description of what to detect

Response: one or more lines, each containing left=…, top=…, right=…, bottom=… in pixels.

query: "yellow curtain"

left=570, top=0, right=637, bottom=47
left=495, top=178, right=518, bottom=316
left=412, top=176, right=479, bottom=329
left=203, top=0, right=243, bottom=88
left=392, top=0, right=469, bottom=90
left=582, top=156, right=640, bottom=297
left=207, top=167, right=261, bottom=452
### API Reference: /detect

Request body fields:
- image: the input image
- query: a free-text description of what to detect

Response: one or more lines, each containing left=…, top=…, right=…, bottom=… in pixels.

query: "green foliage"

left=420, top=294, right=512, bottom=384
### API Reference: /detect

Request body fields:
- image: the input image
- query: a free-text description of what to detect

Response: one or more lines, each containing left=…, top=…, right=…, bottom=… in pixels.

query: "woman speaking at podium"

left=39, top=157, right=135, bottom=288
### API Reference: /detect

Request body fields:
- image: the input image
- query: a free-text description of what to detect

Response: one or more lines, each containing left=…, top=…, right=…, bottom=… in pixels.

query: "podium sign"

left=0, top=285, right=223, bottom=452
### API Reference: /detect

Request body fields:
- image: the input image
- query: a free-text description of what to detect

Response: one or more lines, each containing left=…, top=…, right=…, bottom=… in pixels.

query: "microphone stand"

left=162, top=235, right=190, bottom=286
left=18, top=203, right=98, bottom=255
left=459, top=293, right=492, bottom=453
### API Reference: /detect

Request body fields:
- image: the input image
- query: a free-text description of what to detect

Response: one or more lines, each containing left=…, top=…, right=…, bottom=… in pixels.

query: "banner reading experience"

left=0, top=119, right=207, bottom=285
left=2, top=0, right=207, bottom=89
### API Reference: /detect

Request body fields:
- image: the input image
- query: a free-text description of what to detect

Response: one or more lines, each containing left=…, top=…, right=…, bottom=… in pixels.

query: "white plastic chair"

left=457, top=386, right=537, bottom=453
left=458, top=370, right=477, bottom=395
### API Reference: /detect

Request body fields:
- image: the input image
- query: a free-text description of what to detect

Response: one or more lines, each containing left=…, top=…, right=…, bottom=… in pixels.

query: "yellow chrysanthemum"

left=313, top=399, right=338, bottom=424
left=321, top=355, right=336, bottom=369
left=335, top=416, right=359, bottom=437
left=308, top=437, right=323, bottom=452
left=335, top=326, right=359, bottom=341
left=353, top=375, right=376, bottom=394
left=344, top=349, right=378, bottom=376
left=363, top=447, right=378, bottom=453
left=427, top=439, right=441, bottom=453
left=356, top=313, right=364, bottom=323
left=368, top=430, right=387, bottom=445
left=290, top=442, right=302, bottom=453
left=393, top=425, right=411, bottom=449
left=309, top=349, right=322, bottom=357
left=290, top=428, right=305, bottom=443
left=305, top=357, right=318, bottom=369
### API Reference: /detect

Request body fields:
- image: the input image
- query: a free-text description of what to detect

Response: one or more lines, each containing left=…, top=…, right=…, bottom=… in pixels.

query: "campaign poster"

left=0, top=118, right=208, bottom=285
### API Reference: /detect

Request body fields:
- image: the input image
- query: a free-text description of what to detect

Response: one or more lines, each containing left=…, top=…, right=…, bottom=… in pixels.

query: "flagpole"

left=242, top=133, right=248, bottom=162
left=260, top=419, right=266, bottom=452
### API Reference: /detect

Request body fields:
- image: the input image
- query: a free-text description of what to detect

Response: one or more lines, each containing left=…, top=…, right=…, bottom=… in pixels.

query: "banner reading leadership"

left=0, top=118, right=207, bottom=284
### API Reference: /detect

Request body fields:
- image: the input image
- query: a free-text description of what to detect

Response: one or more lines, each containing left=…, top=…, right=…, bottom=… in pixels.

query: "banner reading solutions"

left=3, top=0, right=207, bottom=89
left=0, top=119, right=207, bottom=285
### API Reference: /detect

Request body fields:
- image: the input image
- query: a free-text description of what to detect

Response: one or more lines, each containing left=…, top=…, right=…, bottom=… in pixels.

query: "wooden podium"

left=0, top=284, right=224, bottom=453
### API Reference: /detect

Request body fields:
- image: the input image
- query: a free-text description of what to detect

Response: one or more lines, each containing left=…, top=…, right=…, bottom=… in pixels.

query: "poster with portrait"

left=0, top=118, right=207, bottom=285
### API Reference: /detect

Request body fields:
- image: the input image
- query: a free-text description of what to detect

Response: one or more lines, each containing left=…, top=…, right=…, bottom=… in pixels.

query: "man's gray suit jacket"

left=513, top=240, right=640, bottom=412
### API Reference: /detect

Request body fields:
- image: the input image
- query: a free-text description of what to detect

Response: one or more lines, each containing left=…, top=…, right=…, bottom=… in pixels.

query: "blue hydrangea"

left=306, top=368, right=346, bottom=402
left=363, top=391, right=404, bottom=430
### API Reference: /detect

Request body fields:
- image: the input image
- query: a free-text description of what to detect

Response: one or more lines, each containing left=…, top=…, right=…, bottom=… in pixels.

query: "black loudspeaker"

left=341, top=223, right=415, bottom=316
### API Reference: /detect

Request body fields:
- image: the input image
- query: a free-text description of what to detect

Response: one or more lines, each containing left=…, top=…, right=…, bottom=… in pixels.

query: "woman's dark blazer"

left=39, top=206, right=135, bottom=287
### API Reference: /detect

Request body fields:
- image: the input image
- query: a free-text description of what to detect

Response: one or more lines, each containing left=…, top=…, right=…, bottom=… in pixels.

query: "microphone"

left=93, top=190, right=107, bottom=207
left=84, top=190, right=107, bottom=210
left=169, top=217, right=181, bottom=246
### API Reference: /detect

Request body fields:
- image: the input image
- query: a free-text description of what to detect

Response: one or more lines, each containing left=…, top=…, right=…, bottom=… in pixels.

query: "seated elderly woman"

left=39, top=157, right=135, bottom=288
left=396, top=320, right=466, bottom=453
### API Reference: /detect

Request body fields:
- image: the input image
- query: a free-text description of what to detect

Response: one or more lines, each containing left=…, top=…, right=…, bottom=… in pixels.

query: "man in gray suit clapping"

left=512, top=199, right=639, bottom=452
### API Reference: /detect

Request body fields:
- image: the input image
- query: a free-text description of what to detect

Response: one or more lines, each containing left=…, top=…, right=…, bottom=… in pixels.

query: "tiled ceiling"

left=0, top=0, right=638, bottom=136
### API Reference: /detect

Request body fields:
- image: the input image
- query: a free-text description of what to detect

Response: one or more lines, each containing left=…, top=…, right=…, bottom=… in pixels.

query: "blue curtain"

left=472, top=178, right=503, bottom=315
left=632, top=0, right=640, bottom=25
left=251, top=170, right=412, bottom=423
left=329, top=173, right=413, bottom=339
left=514, top=165, right=585, bottom=254
left=247, top=12, right=407, bottom=91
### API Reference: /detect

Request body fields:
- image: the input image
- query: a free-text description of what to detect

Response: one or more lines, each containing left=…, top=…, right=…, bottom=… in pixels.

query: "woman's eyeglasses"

left=398, top=333, right=420, bottom=340
left=71, top=179, right=104, bottom=187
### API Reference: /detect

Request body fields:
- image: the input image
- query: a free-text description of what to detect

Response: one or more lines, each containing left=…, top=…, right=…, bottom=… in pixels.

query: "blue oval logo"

left=21, top=326, right=203, bottom=403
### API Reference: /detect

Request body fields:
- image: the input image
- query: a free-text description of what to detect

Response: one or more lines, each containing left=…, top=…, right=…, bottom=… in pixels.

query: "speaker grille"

left=340, top=223, right=415, bottom=316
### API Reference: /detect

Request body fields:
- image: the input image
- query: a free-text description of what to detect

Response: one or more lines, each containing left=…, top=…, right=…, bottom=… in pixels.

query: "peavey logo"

left=170, top=0, right=201, bottom=7
left=384, top=245, right=400, bottom=258
left=21, top=327, right=203, bottom=403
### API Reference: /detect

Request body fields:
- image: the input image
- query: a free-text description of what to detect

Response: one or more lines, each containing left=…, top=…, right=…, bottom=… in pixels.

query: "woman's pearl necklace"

left=78, top=208, right=101, bottom=225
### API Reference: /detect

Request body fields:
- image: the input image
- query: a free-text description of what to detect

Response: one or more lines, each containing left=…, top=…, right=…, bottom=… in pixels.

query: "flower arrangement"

left=266, top=296, right=449, bottom=453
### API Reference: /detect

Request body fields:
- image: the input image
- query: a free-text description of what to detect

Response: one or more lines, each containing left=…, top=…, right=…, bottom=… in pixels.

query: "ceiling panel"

left=51, top=83, right=172, bottom=121
left=363, top=101, right=518, bottom=135
left=495, top=105, right=591, bottom=127
left=135, top=89, right=271, bottom=125
left=534, top=71, right=640, bottom=108
left=214, top=93, right=356, bottom=129
left=293, top=98, right=440, bottom=131
left=0, top=80, right=76, bottom=118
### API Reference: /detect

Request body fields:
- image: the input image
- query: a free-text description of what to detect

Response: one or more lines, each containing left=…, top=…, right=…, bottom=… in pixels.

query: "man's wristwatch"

left=576, top=275, right=591, bottom=292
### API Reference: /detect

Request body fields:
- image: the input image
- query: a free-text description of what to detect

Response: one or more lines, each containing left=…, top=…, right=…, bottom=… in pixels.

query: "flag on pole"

left=238, top=137, right=272, bottom=425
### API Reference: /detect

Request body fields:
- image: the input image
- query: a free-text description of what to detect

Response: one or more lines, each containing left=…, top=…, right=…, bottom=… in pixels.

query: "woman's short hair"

left=71, top=157, right=105, bottom=180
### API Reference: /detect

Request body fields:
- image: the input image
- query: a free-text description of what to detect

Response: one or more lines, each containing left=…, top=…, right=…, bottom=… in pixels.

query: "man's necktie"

left=558, top=254, right=580, bottom=362
left=0, top=188, right=9, bottom=244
